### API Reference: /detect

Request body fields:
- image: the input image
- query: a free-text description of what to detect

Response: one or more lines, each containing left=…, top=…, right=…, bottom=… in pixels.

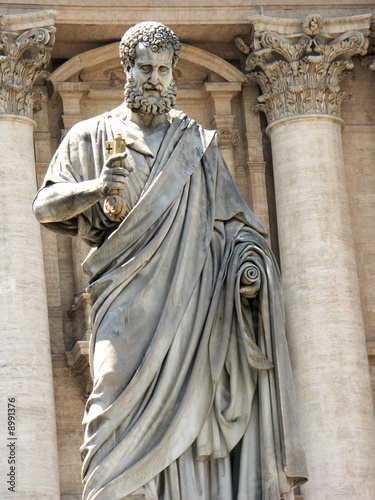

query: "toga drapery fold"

left=40, top=107, right=307, bottom=499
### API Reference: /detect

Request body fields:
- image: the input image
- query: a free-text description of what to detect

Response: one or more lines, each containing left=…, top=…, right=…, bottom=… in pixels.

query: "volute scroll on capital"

left=235, top=14, right=371, bottom=124
left=0, top=25, right=55, bottom=118
left=361, top=21, right=375, bottom=71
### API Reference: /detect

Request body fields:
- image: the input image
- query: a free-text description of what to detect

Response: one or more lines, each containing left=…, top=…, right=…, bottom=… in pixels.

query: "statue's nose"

left=148, top=69, right=159, bottom=85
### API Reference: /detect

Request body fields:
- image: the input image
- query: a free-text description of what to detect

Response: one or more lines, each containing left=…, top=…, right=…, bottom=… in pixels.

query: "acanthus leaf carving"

left=0, top=25, right=55, bottom=118
left=238, top=16, right=369, bottom=123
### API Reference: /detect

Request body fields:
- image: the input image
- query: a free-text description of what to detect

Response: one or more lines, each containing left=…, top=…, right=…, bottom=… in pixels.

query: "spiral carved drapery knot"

left=235, top=15, right=370, bottom=123
left=239, top=262, right=261, bottom=298
left=0, top=25, right=55, bottom=118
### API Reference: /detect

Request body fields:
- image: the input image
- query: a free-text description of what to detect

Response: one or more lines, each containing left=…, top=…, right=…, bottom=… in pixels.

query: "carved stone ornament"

left=235, top=15, right=369, bottom=123
left=0, top=25, right=55, bottom=118
left=362, top=21, right=375, bottom=71
left=65, top=340, right=92, bottom=402
left=302, top=14, right=324, bottom=36
left=217, top=129, right=241, bottom=147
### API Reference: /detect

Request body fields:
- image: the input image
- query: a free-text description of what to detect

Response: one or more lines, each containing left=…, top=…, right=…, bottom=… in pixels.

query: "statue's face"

left=125, top=42, right=177, bottom=116
left=132, top=42, right=174, bottom=98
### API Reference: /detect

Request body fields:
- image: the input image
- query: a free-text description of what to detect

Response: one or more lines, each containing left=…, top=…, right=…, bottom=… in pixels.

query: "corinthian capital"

left=0, top=12, right=57, bottom=118
left=236, top=14, right=371, bottom=123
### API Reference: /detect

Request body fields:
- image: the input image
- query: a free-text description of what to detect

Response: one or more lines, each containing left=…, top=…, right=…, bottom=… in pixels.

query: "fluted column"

left=238, top=14, right=375, bottom=499
left=0, top=11, right=60, bottom=499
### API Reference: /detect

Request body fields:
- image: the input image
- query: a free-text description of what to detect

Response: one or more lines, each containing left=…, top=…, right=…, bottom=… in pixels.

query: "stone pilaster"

left=203, top=82, right=242, bottom=178
left=238, top=14, right=375, bottom=500
left=53, top=81, right=90, bottom=137
left=0, top=11, right=60, bottom=499
left=51, top=81, right=92, bottom=348
left=245, top=161, right=269, bottom=232
left=241, top=84, right=271, bottom=233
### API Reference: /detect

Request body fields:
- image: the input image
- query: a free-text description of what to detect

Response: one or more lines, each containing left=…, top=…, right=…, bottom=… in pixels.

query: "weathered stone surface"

left=237, top=14, right=370, bottom=123
left=0, top=15, right=56, bottom=117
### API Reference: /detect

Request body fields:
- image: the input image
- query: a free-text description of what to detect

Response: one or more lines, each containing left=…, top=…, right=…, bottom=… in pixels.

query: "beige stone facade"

left=1, top=2, right=375, bottom=499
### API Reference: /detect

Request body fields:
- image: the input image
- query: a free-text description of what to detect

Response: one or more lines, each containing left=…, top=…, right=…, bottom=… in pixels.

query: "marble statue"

left=33, top=21, right=307, bottom=500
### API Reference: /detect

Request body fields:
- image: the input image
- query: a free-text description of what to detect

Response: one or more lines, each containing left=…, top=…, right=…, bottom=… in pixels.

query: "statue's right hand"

left=98, top=151, right=134, bottom=196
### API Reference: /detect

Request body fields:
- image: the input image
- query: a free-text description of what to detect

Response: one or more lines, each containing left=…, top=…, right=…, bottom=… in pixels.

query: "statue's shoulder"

left=168, top=108, right=203, bottom=130
left=168, top=108, right=187, bottom=122
left=64, top=105, right=128, bottom=143
left=169, top=108, right=216, bottom=149
left=63, top=113, right=107, bottom=144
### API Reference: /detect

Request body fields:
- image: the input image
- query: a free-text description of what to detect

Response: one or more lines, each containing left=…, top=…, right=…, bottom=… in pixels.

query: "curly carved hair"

left=119, top=22, right=181, bottom=70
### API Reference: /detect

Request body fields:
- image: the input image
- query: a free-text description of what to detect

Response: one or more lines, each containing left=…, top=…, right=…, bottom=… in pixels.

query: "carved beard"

left=124, top=70, right=177, bottom=116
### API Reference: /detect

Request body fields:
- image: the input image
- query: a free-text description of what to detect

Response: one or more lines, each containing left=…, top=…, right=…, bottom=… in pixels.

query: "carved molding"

left=246, top=161, right=267, bottom=175
left=235, top=15, right=370, bottom=123
left=367, top=341, right=375, bottom=358
left=0, top=25, right=55, bottom=118
left=52, top=341, right=92, bottom=402
left=50, top=42, right=245, bottom=85
left=65, top=340, right=92, bottom=402
left=65, top=340, right=90, bottom=375
left=77, top=367, right=93, bottom=402
left=68, top=292, right=92, bottom=343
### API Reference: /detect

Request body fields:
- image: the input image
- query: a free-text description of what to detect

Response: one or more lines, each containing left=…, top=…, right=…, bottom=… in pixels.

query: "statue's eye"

left=159, top=66, right=169, bottom=74
left=140, top=65, right=152, bottom=72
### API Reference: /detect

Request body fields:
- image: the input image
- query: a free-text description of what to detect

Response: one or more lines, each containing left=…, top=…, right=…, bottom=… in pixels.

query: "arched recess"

left=49, top=41, right=246, bottom=164
left=49, top=42, right=245, bottom=84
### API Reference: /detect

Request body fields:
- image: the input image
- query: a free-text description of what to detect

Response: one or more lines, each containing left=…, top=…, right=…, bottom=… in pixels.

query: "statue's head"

left=119, top=22, right=181, bottom=116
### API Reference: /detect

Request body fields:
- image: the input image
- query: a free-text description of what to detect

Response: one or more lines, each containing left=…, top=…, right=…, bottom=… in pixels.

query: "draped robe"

left=39, top=105, right=307, bottom=499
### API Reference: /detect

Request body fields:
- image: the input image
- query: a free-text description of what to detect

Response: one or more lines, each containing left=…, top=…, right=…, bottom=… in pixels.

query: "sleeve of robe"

left=35, top=115, right=118, bottom=246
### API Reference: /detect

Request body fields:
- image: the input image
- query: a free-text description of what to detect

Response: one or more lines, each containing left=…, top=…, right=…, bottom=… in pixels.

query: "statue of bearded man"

left=33, top=22, right=307, bottom=500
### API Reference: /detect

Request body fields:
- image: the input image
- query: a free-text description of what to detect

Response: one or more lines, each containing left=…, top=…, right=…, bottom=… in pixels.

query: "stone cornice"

left=243, top=14, right=372, bottom=38
left=0, top=12, right=57, bottom=118
left=0, top=10, right=58, bottom=31
left=236, top=14, right=371, bottom=124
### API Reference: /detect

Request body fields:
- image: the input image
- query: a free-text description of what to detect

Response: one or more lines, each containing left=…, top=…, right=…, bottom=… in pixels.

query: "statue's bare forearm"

left=33, top=152, right=133, bottom=223
left=33, top=179, right=104, bottom=223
